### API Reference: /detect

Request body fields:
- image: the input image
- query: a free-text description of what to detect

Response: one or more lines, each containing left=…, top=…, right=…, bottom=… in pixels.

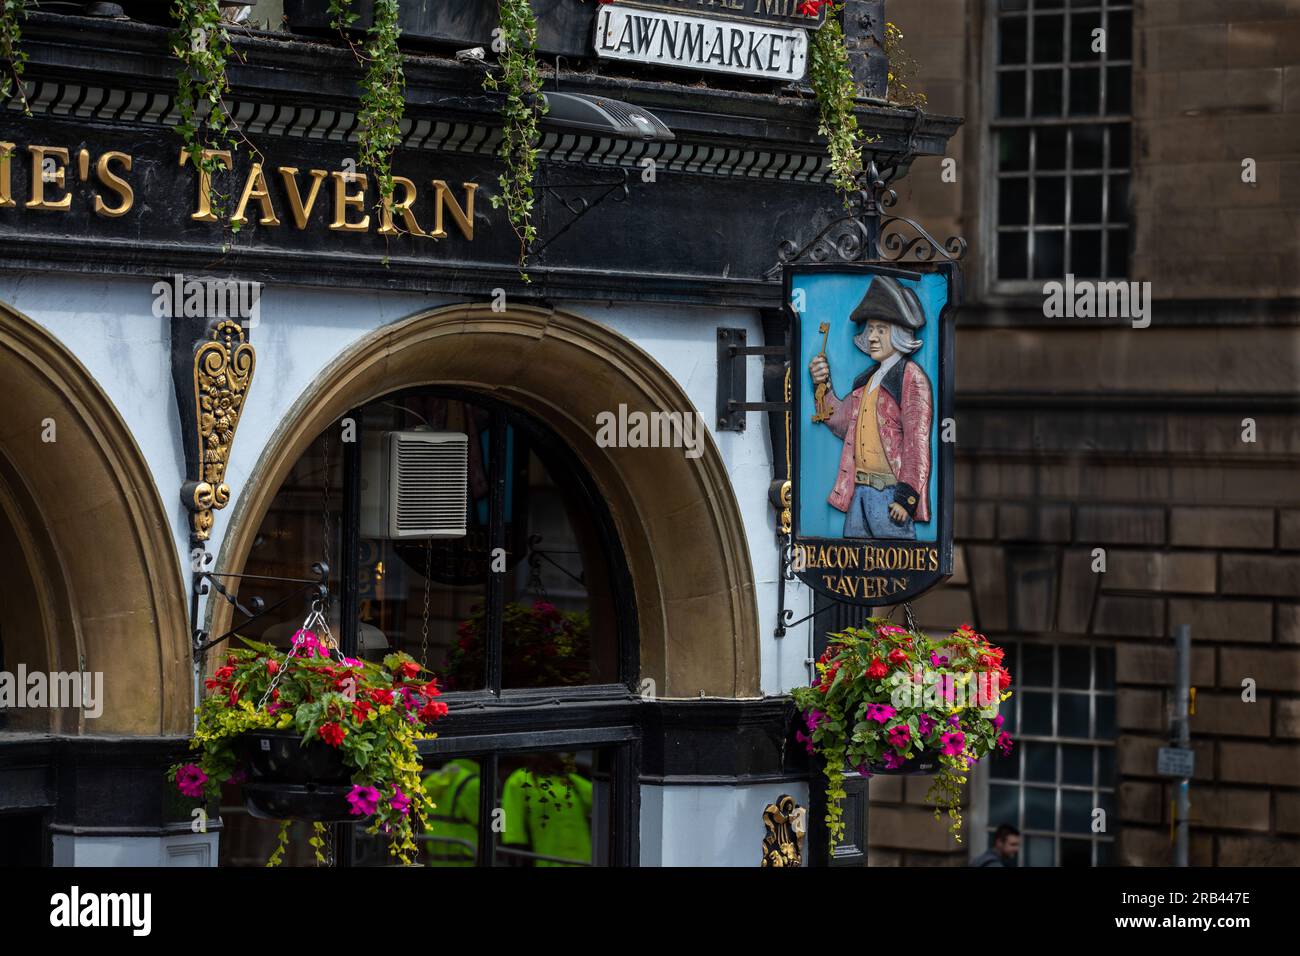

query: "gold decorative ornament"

left=761, top=793, right=806, bottom=867
left=182, top=320, right=255, bottom=541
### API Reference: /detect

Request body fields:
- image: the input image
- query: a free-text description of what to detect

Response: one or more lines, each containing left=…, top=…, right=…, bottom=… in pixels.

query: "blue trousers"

left=843, top=484, right=915, bottom=539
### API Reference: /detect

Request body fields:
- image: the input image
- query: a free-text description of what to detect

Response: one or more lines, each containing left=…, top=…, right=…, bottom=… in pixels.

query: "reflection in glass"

left=495, top=750, right=609, bottom=867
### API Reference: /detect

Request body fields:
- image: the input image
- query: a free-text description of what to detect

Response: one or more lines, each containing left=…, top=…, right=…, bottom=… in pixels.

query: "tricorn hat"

left=849, top=275, right=925, bottom=331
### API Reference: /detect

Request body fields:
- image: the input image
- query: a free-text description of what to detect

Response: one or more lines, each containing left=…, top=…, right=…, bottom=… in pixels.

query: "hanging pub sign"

left=593, top=4, right=811, bottom=82
left=786, top=262, right=957, bottom=605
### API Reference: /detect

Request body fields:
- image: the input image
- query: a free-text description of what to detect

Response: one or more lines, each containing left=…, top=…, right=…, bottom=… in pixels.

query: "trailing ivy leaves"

left=808, top=4, right=863, bottom=199
left=329, top=0, right=406, bottom=207
left=485, top=0, right=548, bottom=280
left=0, top=0, right=29, bottom=114
left=170, top=0, right=241, bottom=230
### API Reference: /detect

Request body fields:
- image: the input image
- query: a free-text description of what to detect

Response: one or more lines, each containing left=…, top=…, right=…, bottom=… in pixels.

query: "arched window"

left=219, top=387, right=638, bottom=867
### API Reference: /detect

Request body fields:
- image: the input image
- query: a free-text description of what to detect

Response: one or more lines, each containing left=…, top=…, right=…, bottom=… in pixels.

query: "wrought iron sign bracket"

left=191, top=563, right=331, bottom=657
left=530, top=167, right=631, bottom=257
left=716, top=327, right=789, bottom=432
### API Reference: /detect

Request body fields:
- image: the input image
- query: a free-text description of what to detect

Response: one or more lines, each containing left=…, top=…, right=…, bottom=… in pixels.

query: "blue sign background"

left=793, top=271, right=948, bottom=542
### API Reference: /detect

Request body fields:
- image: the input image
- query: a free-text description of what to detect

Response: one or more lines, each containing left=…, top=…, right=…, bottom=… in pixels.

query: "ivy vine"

left=0, top=0, right=29, bottom=114
left=808, top=3, right=865, bottom=198
left=485, top=0, right=548, bottom=280
left=329, top=0, right=406, bottom=207
left=170, top=0, right=242, bottom=228
left=884, top=21, right=927, bottom=109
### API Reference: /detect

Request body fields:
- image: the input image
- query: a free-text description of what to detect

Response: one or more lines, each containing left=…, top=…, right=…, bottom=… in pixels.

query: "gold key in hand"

left=812, top=321, right=833, bottom=422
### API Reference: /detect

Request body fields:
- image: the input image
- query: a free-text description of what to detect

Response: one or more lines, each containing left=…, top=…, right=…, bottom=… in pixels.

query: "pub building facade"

left=0, top=1, right=966, bottom=866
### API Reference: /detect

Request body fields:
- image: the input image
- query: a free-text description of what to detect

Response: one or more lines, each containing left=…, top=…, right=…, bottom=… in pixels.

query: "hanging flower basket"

left=169, top=609, right=449, bottom=866
left=792, top=619, right=1015, bottom=849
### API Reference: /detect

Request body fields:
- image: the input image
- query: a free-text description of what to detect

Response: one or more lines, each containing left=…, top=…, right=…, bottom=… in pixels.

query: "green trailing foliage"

left=0, top=0, right=28, bottom=114
left=329, top=0, right=406, bottom=207
left=808, top=4, right=865, bottom=198
left=485, top=0, right=548, bottom=280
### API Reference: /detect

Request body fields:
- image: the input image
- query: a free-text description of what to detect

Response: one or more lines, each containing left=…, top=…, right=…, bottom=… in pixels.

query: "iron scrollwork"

left=182, top=320, right=255, bottom=542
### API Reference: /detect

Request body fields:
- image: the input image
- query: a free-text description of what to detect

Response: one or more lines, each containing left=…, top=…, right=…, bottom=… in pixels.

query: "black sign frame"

left=616, top=0, right=827, bottom=29
left=785, top=260, right=958, bottom=607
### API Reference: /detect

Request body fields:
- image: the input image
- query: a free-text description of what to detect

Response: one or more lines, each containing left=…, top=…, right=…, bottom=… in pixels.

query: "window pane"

left=990, top=783, right=1020, bottom=822
left=1035, top=176, right=1067, bottom=225
left=1059, top=645, right=1092, bottom=688
left=500, top=437, right=622, bottom=689
left=1106, top=227, right=1129, bottom=278
left=1022, top=643, right=1053, bottom=686
left=1059, top=692, right=1091, bottom=738
left=494, top=749, right=610, bottom=867
left=1061, top=790, right=1095, bottom=833
left=1033, top=69, right=1064, bottom=117
left=1000, top=128, right=1030, bottom=170
left=1032, top=230, right=1066, bottom=279
left=1109, top=9, right=1133, bottom=60
left=1071, top=230, right=1102, bottom=278
left=1106, top=65, right=1131, bottom=114
left=1109, top=123, right=1131, bottom=168
left=1062, top=744, right=1095, bottom=785
left=1033, top=15, right=1065, bottom=63
left=1000, top=180, right=1030, bottom=225
left=1109, top=173, right=1130, bottom=221
left=1069, top=11, right=1101, bottom=61
left=998, top=71, right=1027, bottom=118
left=998, top=231, right=1030, bottom=280
left=419, top=756, right=482, bottom=867
left=999, top=17, right=1028, bottom=64
left=1022, top=692, right=1054, bottom=735
left=1073, top=125, right=1104, bottom=170
left=1096, top=695, right=1116, bottom=739
left=1036, top=127, right=1068, bottom=170
left=1026, top=834, right=1055, bottom=867
left=1095, top=646, right=1116, bottom=690
left=1069, top=67, right=1101, bottom=115
left=1025, top=787, right=1055, bottom=829
left=1025, top=741, right=1056, bottom=782
left=1098, top=746, right=1116, bottom=786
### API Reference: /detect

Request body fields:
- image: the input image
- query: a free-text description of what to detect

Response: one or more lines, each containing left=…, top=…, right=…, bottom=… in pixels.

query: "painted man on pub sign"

left=807, top=276, right=933, bottom=539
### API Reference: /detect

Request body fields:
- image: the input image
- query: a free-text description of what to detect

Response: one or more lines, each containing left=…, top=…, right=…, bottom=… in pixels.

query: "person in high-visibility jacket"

left=500, top=765, right=593, bottom=867
left=421, top=758, right=480, bottom=867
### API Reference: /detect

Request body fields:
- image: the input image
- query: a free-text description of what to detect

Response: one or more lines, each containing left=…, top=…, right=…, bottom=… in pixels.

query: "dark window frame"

left=336, top=386, right=641, bottom=866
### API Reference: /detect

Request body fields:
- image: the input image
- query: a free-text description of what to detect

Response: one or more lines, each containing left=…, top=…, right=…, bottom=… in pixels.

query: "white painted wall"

left=0, top=275, right=816, bottom=701
left=640, top=782, right=810, bottom=866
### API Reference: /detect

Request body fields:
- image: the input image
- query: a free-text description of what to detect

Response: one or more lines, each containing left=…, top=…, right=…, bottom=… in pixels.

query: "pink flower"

left=917, top=714, right=936, bottom=737
left=864, top=703, right=896, bottom=724
left=997, top=732, right=1014, bottom=756
left=993, top=713, right=1005, bottom=729
left=292, top=629, right=327, bottom=659
left=175, top=763, right=207, bottom=799
left=930, top=652, right=949, bottom=667
left=795, top=730, right=815, bottom=755
left=887, top=724, right=911, bottom=751
left=346, top=785, right=381, bottom=817
left=881, top=751, right=906, bottom=770
left=947, top=714, right=962, bottom=728
left=940, top=731, right=966, bottom=756
left=229, top=766, right=248, bottom=785
left=390, top=788, right=411, bottom=816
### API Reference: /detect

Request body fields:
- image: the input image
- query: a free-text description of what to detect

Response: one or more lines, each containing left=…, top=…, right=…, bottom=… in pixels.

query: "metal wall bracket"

left=716, top=328, right=788, bottom=432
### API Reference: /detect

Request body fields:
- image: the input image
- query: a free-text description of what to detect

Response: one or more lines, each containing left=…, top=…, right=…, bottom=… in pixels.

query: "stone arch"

left=0, top=302, right=190, bottom=734
left=213, top=303, right=760, bottom=697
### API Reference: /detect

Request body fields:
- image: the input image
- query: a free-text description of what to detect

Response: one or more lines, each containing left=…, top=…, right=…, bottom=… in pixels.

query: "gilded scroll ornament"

left=183, top=320, right=254, bottom=541
left=760, top=793, right=806, bottom=867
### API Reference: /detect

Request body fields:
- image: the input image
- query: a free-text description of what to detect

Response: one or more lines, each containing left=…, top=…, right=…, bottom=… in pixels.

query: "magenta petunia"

left=887, top=724, right=911, bottom=751
left=917, top=714, right=936, bottom=737
left=346, top=784, right=381, bottom=817
left=930, top=651, right=949, bottom=667
left=389, top=788, right=411, bottom=816
left=175, top=763, right=207, bottom=799
left=940, top=731, right=966, bottom=756
left=864, top=703, right=897, bottom=724
left=997, top=731, right=1014, bottom=756
left=881, top=751, right=906, bottom=770
left=993, top=713, right=1005, bottom=729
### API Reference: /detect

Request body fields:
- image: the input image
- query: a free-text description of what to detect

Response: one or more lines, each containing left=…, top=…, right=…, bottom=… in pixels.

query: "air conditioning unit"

left=360, top=430, right=469, bottom=539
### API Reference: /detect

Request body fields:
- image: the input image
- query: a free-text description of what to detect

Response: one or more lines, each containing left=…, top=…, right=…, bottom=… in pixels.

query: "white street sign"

left=594, top=6, right=809, bottom=82
left=1156, top=746, right=1195, bottom=778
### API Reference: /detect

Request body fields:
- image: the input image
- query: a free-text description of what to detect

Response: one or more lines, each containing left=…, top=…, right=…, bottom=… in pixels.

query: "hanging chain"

left=903, top=601, right=919, bottom=634
left=419, top=541, right=432, bottom=669
left=324, top=824, right=336, bottom=868
left=321, top=430, right=332, bottom=581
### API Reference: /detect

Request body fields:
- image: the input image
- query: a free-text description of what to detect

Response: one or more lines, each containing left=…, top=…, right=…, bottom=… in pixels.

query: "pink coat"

left=823, top=359, right=933, bottom=524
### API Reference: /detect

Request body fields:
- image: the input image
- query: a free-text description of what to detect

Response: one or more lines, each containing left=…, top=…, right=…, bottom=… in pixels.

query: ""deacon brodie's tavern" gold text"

left=794, top=542, right=941, bottom=600
left=0, top=142, right=479, bottom=240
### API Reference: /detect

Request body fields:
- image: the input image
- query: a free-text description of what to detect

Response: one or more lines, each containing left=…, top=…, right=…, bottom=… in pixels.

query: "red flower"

left=227, top=689, right=239, bottom=707
left=888, top=648, right=909, bottom=667
left=393, top=661, right=421, bottom=681
left=266, top=659, right=279, bottom=675
left=418, top=700, right=448, bottom=723
left=214, top=665, right=234, bottom=682
left=866, top=658, right=888, bottom=679
left=352, top=701, right=374, bottom=722
left=318, top=722, right=347, bottom=747
left=796, top=0, right=827, bottom=15
left=369, top=688, right=394, bottom=706
left=420, top=680, right=441, bottom=699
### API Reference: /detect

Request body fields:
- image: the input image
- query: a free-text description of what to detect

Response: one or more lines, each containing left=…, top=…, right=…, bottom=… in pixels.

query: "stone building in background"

left=869, top=0, right=1300, bottom=866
